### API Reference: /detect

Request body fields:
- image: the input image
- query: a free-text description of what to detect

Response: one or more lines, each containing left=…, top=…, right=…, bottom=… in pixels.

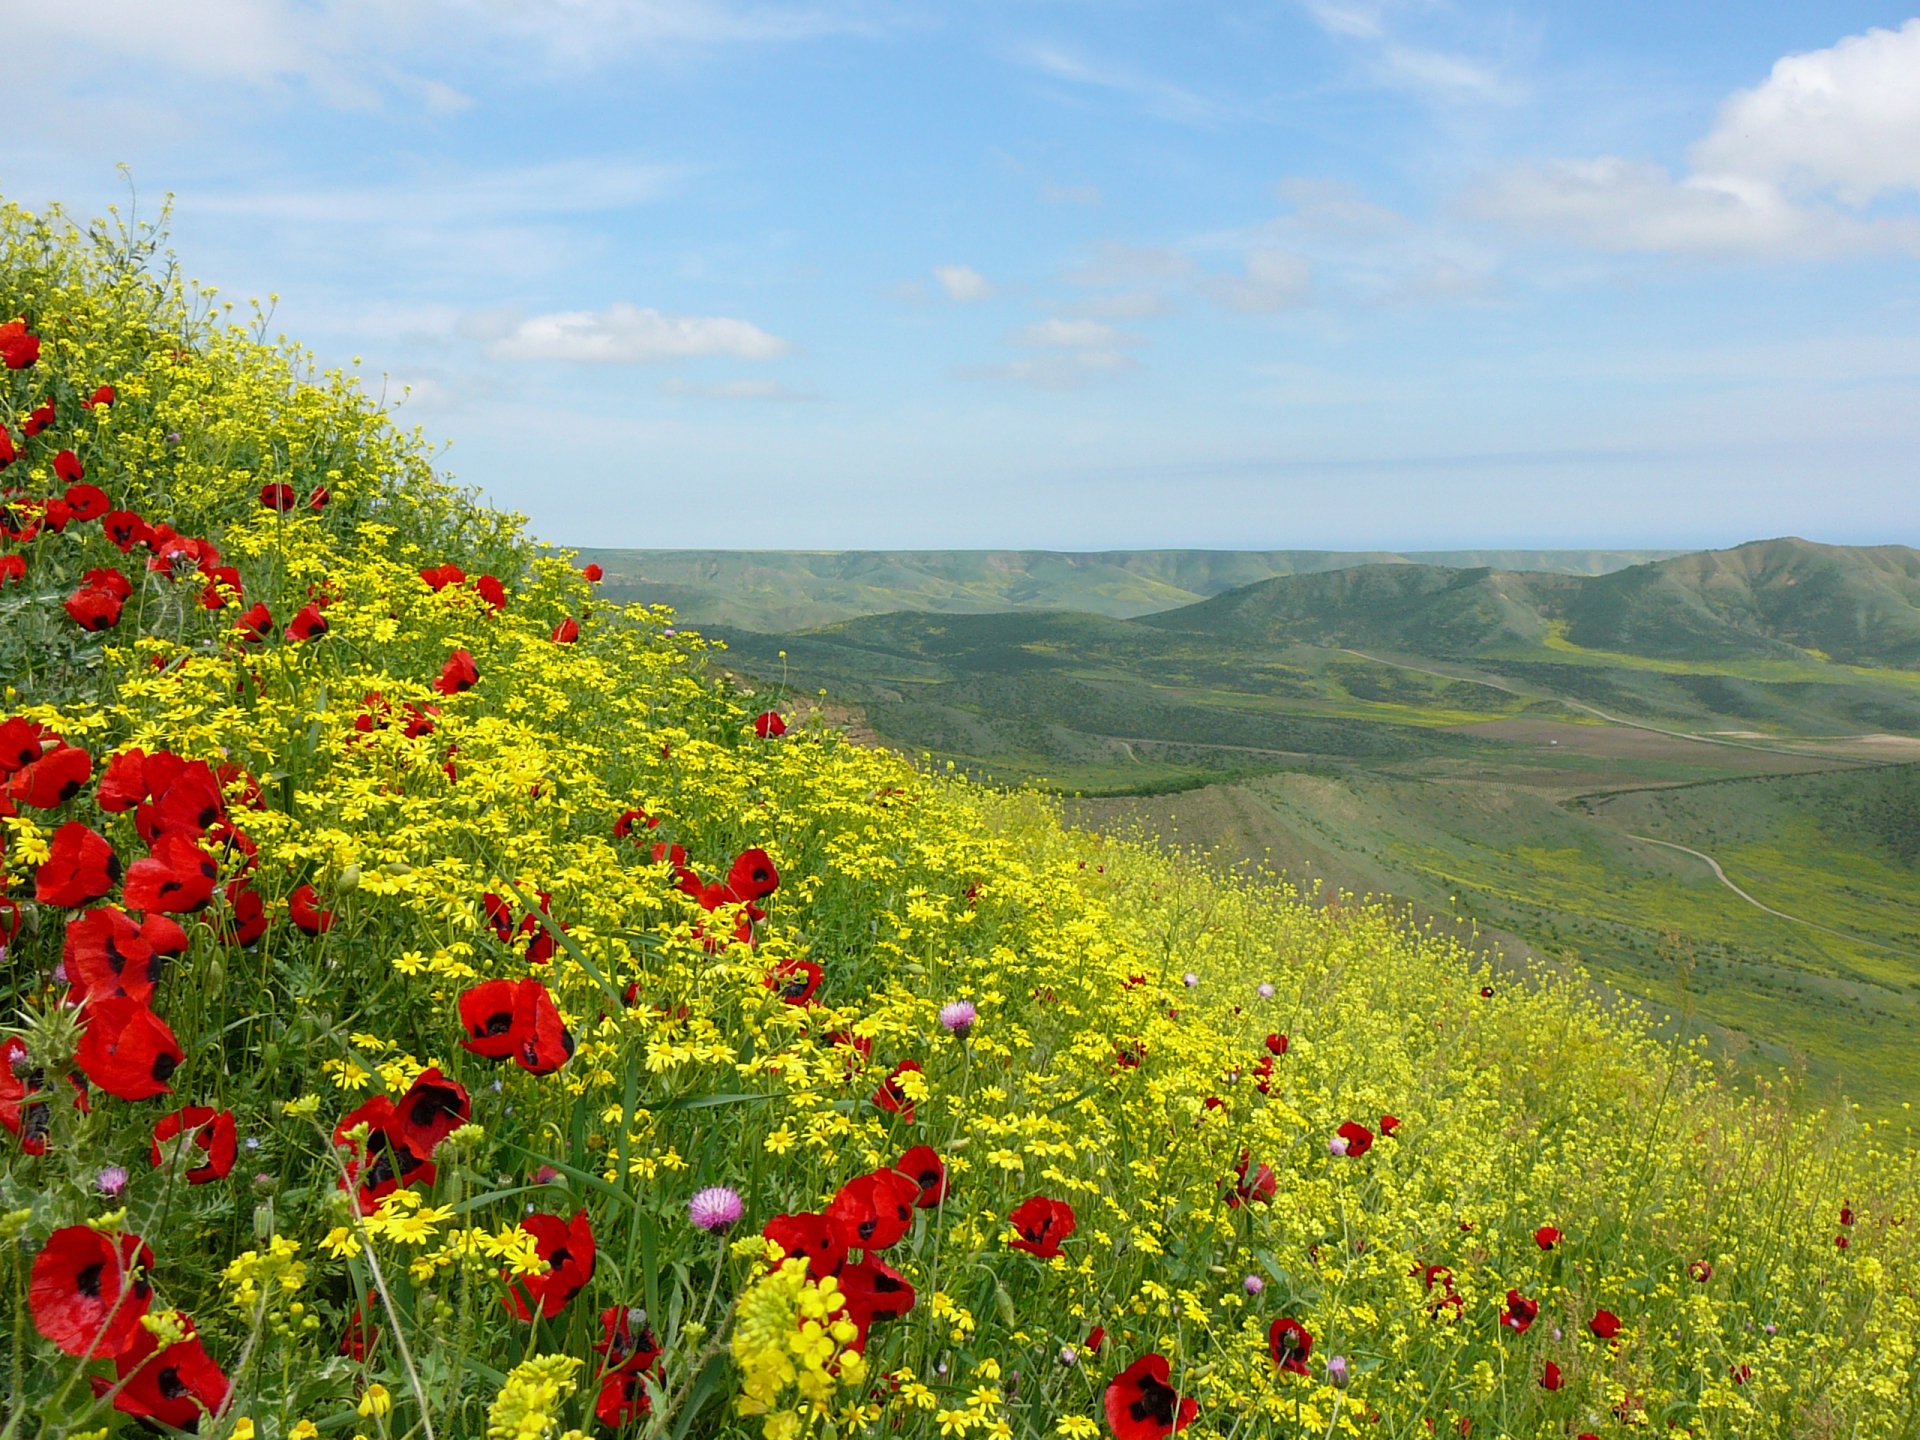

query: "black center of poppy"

left=550, top=1247, right=572, bottom=1270
left=1129, top=1374, right=1179, bottom=1428
left=75, top=1262, right=105, bottom=1299
left=858, top=1217, right=878, bottom=1242
left=151, top=1053, right=178, bottom=1082
left=479, top=1010, right=515, bottom=1037
left=56, top=778, right=81, bottom=803
left=157, top=1367, right=188, bottom=1400
left=410, top=1089, right=460, bottom=1126
left=781, top=976, right=809, bottom=999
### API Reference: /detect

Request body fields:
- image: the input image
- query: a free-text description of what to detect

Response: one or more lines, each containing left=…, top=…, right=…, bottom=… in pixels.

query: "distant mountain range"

left=1139, top=538, right=1920, bottom=668
left=572, top=545, right=1683, bottom=631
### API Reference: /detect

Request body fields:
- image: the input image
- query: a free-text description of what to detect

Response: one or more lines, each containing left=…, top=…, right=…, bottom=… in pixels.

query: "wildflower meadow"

left=1, top=200, right=1916, bottom=1440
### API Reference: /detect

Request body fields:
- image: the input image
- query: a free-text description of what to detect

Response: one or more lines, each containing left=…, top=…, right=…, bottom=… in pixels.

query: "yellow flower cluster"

left=732, top=1259, right=870, bottom=1440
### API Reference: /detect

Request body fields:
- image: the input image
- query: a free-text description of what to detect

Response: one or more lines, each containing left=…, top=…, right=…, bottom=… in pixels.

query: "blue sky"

left=4, top=1, right=1918, bottom=551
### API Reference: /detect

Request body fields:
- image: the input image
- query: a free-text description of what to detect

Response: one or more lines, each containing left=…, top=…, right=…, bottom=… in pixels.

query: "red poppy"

left=232, top=602, right=274, bottom=643
left=36, top=822, right=121, bottom=906
left=1688, top=1260, right=1713, bottom=1283
left=23, top=400, right=55, bottom=436
left=1541, top=1361, right=1563, bottom=1391
left=1336, top=1121, right=1374, bottom=1157
left=552, top=616, right=581, bottom=644
left=1264, top=1033, right=1288, bottom=1056
left=1500, top=1290, right=1539, bottom=1334
left=435, top=648, right=479, bottom=695
left=64, top=584, right=125, bottom=631
left=726, top=848, right=780, bottom=902
left=1729, top=1363, right=1751, bottom=1385
left=333, top=1093, right=437, bottom=1213
left=85, top=384, right=116, bottom=408
left=582, top=563, right=604, bottom=582
left=102, top=509, right=147, bottom=550
left=259, top=483, right=296, bottom=511
left=9, top=743, right=93, bottom=808
left=339, top=1304, right=378, bottom=1360
left=1104, top=1354, right=1198, bottom=1440
left=0, top=427, right=13, bottom=469
left=63, top=482, right=109, bottom=521
left=91, top=1311, right=229, bottom=1428
left=1, top=1035, right=53, bottom=1154
left=63, top=906, right=164, bottom=1005
left=838, top=1256, right=916, bottom=1348
left=54, top=449, right=84, bottom=484
left=1379, top=1114, right=1401, bottom=1137
left=150, top=1106, right=238, bottom=1183
left=895, top=1145, right=948, bottom=1208
left=285, top=602, right=328, bottom=642
left=1588, top=1309, right=1622, bottom=1340
left=1268, top=1317, right=1313, bottom=1375
left=1534, top=1225, right=1562, bottom=1251
left=390, top=1066, right=471, bottom=1157
left=1008, top=1195, right=1076, bottom=1258
left=137, top=760, right=226, bottom=843
left=123, top=833, right=218, bottom=914
left=504, top=1209, right=596, bottom=1321
left=752, top=711, right=786, bottom=738
left=871, top=1058, right=922, bottom=1123
left=420, top=563, right=467, bottom=591
left=762, top=1211, right=847, bottom=1280
left=475, top=574, right=507, bottom=612
left=611, top=807, right=658, bottom=839
left=40, top=496, right=73, bottom=533
left=289, top=883, right=334, bottom=935
left=216, top=879, right=270, bottom=945
left=764, top=958, right=822, bottom=1006
left=828, top=1168, right=919, bottom=1252
left=0, top=318, right=39, bottom=369
left=1421, top=1264, right=1463, bottom=1320
left=1840, top=1202, right=1855, bottom=1227
left=0, top=554, right=22, bottom=587
left=593, top=1307, right=662, bottom=1425
left=457, top=977, right=575, bottom=1075
left=1085, top=1326, right=1106, bottom=1353
left=30, top=1226, right=155, bottom=1357
left=76, top=998, right=184, bottom=1101
left=0, top=715, right=59, bottom=773
left=1227, top=1151, right=1276, bottom=1208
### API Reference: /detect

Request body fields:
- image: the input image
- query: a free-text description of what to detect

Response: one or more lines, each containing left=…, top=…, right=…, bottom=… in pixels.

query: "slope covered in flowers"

left=2, top=202, right=1916, bottom=1440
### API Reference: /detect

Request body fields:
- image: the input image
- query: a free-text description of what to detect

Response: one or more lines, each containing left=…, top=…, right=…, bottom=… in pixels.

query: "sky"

left=3, top=1, right=1918, bottom=552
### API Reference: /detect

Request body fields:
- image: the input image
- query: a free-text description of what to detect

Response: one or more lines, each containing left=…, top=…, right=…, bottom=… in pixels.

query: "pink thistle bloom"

left=689, top=1186, right=744, bottom=1233
left=939, top=1000, right=977, bottom=1038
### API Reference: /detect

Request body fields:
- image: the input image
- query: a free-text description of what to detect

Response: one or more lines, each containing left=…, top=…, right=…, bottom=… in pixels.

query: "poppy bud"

left=205, top=958, right=225, bottom=993
left=337, top=865, right=361, bottom=893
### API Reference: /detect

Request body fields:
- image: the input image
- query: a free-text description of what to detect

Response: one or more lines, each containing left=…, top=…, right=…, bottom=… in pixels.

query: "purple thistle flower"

left=1182, top=972, right=1199, bottom=988
left=1325, top=1355, right=1350, bottom=1388
left=689, top=1186, right=744, bottom=1233
left=1243, top=1274, right=1264, bottom=1295
left=939, top=1000, right=977, bottom=1038
left=96, top=1165, right=129, bottom=1198
left=1256, top=982, right=1275, bottom=1000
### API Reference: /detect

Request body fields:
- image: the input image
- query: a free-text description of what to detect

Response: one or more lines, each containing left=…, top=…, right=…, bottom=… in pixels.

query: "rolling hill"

left=574, top=545, right=1679, bottom=630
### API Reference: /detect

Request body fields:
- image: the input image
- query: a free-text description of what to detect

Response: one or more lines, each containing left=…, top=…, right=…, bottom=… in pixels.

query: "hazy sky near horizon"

left=4, top=1, right=1918, bottom=551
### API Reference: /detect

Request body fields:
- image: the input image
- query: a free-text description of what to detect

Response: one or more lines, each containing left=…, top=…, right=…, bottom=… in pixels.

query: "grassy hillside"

left=576, top=547, right=1680, bottom=631
left=5, top=201, right=1917, bottom=1440
left=1070, top=767, right=1920, bottom=1115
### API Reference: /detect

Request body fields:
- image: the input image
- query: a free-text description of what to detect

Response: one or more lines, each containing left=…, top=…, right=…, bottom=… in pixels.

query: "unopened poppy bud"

left=336, top=865, right=360, bottom=893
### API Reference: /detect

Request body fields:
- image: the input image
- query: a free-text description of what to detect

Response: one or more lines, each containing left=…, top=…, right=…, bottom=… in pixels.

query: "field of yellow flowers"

left=2, top=198, right=1916, bottom=1440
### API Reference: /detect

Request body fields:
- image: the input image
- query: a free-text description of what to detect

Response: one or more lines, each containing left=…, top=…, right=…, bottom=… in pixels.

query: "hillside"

left=576, top=546, right=1679, bottom=630
left=1142, top=539, right=1920, bottom=666
left=4, top=201, right=1916, bottom=1439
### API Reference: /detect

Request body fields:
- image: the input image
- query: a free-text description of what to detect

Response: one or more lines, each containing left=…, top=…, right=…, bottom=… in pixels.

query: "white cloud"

left=490, top=303, right=790, bottom=363
left=198, top=159, right=678, bottom=226
left=1016, top=44, right=1236, bottom=127
left=934, top=264, right=995, bottom=303
left=663, top=378, right=815, bottom=401
left=1012, top=317, right=1134, bottom=349
left=1691, top=20, right=1920, bottom=205
left=1041, top=182, right=1102, bottom=207
left=1467, top=158, right=1920, bottom=260
left=968, top=349, right=1140, bottom=391
left=1209, top=249, right=1312, bottom=313
left=1468, top=21, right=1920, bottom=263
left=4, top=0, right=887, bottom=111
left=1297, top=0, right=1524, bottom=105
